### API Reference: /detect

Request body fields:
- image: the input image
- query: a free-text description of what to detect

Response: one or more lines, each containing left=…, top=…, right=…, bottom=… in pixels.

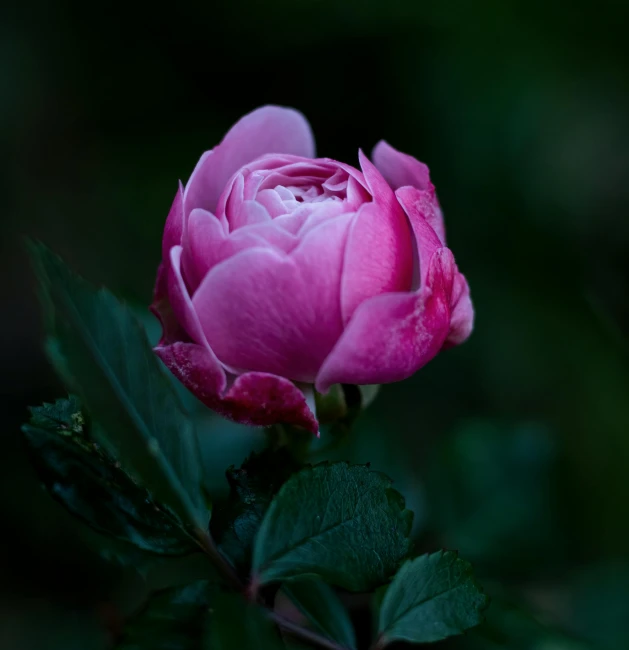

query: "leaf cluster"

left=22, top=243, right=489, bottom=649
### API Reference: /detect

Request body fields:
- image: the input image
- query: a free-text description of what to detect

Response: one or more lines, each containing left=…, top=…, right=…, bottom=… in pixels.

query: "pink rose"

left=151, top=106, right=473, bottom=433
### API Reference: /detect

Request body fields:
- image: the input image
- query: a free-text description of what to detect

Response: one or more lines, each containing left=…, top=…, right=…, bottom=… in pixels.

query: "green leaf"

left=205, top=593, right=284, bottom=650
left=378, top=550, right=488, bottom=645
left=28, top=394, right=85, bottom=432
left=371, top=585, right=388, bottom=638
left=210, top=448, right=301, bottom=573
left=252, top=462, right=413, bottom=591
left=282, top=579, right=356, bottom=650
left=23, top=397, right=196, bottom=555
left=118, top=581, right=215, bottom=650
left=30, top=242, right=207, bottom=532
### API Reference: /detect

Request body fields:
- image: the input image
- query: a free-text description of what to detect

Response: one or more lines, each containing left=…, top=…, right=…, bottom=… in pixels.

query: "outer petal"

left=316, top=247, right=455, bottom=392
left=152, top=183, right=186, bottom=339
left=154, top=248, right=318, bottom=432
left=155, top=342, right=226, bottom=408
left=155, top=342, right=318, bottom=433
left=167, top=246, right=214, bottom=347
left=193, top=215, right=353, bottom=383
left=182, top=210, right=227, bottom=289
left=340, top=151, right=414, bottom=323
left=397, top=184, right=473, bottom=345
left=395, top=186, right=443, bottom=286
left=184, top=106, right=315, bottom=216
left=444, top=272, right=474, bottom=347
left=150, top=262, right=188, bottom=346
left=151, top=184, right=188, bottom=345
left=372, top=141, right=446, bottom=243
left=372, top=140, right=431, bottom=191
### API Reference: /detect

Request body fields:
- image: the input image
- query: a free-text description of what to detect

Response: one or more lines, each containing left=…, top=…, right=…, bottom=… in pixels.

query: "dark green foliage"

left=378, top=550, right=488, bottom=644
left=27, top=395, right=84, bottom=434
left=210, top=448, right=301, bottom=573
left=23, top=397, right=195, bottom=554
left=24, top=246, right=494, bottom=650
left=30, top=242, right=208, bottom=532
left=118, top=581, right=215, bottom=650
left=282, top=579, right=357, bottom=649
left=252, top=462, right=413, bottom=591
left=315, top=384, right=380, bottom=443
left=204, top=593, right=284, bottom=650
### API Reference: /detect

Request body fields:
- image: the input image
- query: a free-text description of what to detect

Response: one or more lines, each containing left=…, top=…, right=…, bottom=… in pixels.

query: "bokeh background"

left=3, top=1, right=629, bottom=648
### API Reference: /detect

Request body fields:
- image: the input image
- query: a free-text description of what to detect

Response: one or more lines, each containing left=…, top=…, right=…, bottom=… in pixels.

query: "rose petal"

left=394, top=186, right=443, bottom=287
left=167, top=246, right=216, bottom=355
left=316, top=247, right=456, bottom=392
left=233, top=221, right=299, bottom=252
left=345, top=175, right=370, bottom=209
left=231, top=199, right=273, bottom=229
left=183, top=209, right=269, bottom=288
left=193, top=215, right=353, bottom=382
left=256, top=160, right=335, bottom=191
left=335, top=161, right=368, bottom=193
left=272, top=212, right=310, bottom=234
left=358, top=149, right=398, bottom=207
left=297, top=200, right=351, bottom=237
left=340, top=154, right=414, bottom=324
left=222, top=372, right=318, bottom=432
left=150, top=262, right=188, bottom=346
left=155, top=341, right=226, bottom=406
left=372, top=140, right=431, bottom=191
left=444, top=272, right=474, bottom=347
left=256, top=188, right=291, bottom=217
left=372, top=141, right=446, bottom=243
left=184, top=106, right=315, bottom=217
left=156, top=342, right=318, bottom=433
left=322, top=168, right=348, bottom=193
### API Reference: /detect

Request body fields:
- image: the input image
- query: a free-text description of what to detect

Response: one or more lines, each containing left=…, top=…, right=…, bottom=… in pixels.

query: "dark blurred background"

left=3, top=1, right=629, bottom=648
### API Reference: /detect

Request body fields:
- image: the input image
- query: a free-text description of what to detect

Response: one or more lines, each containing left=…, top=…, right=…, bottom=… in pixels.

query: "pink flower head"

left=152, top=106, right=473, bottom=433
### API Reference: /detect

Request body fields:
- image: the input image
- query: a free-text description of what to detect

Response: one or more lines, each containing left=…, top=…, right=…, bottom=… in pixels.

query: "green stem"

left=369, top=636, right=388, bottom=650
left=269, top=611, right=348, bottom=650
left=194, top=528, right=243, bottom=592
left=195, top=529, right=349, bottom=650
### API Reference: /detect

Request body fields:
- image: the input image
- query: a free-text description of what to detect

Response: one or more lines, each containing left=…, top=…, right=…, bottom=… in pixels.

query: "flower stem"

left=269, top=611, right=348, bottom=650
left=194, top=529, right=349, bottom=650
left=193, top=528, right=243, bottom=592
left=369, top=636, right=388, bottom=650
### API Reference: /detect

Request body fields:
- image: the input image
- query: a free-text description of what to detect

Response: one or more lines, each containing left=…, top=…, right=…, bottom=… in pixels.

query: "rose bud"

left=151, top=106, right=473, bottom=434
